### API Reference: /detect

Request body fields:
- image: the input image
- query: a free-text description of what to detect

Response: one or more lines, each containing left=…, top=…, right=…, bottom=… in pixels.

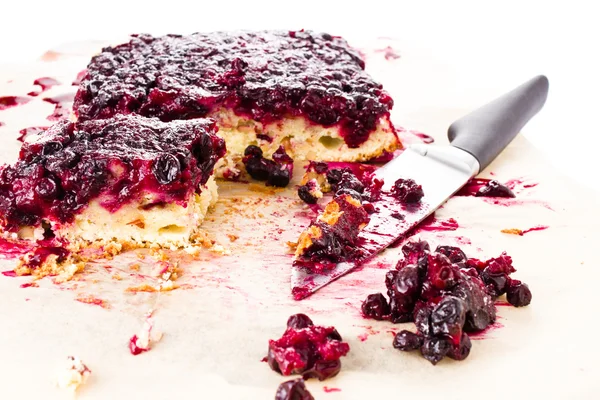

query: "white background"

left=1, top=0, right=599, bottom=193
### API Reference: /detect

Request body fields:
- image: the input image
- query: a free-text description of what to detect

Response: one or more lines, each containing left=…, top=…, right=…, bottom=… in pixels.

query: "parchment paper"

left=0, top=38, right=598, bottom=399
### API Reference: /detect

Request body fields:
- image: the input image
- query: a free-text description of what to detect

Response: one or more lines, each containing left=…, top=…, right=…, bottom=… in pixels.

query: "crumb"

left=226, top=234, right=239, bottom=242
left=75, top=294, right=111, bottom=309
left=55, top=356, right=91, bottom=392
left=501, top=228, right=523, bottom=235
left=112, top=273, right=122, bottom=280
left=129, top=310, right=163, bottom=355
left=129, top=263, right=141, bottom=271
left=125, top=284, right=158, bottom=293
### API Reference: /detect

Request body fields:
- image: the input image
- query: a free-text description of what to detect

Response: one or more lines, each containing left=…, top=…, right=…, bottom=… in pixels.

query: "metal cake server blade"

left=291, top=75, right=549, bottom=300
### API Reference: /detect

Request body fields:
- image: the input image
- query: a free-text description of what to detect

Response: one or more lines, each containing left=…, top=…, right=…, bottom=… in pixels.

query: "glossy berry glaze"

left=275, top=379, right=314, bottom=400
left=73, top=31, right=394, bottom=148
left=0, top=115, right=225, bottom=233
left=267, top=314, right=350, bottom=380
left=243, top=145, right=293, bottom=187
left=362, top=240, right=532, bottom=364
left=0, top=96, right=30, bottom=111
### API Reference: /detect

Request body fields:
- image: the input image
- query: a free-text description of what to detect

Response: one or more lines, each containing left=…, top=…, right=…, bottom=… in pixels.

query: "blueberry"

left=476, top=180, right=515, bottom=198
left=268, top=167, right=291, bottom=187
left=244, top=157, right=272, bottom=181
left=152, top=153, right=181, bottom=184
left=420, top=336, right=451, bottom=365
left=448, top=332, right=472, bottom=361
left=361, top=293, right=390, bottom=320
left=244, top=145, right=263, bottom=157
left=480, top=268, right=509, bottom=297
left=335, top=172, right=364, bottom=193
left=35, top=177, right=59, bottom=199
left=401, top=240, right=430, bottom=262
left=393, top=330, right=423, bottom=351
left=430, top=296, right=466, bottom=339
left=302, top=359, right=341, bottom=381
left=388, top=265, right=421, bottom=315
left=326, top=168, right=350, bottom=185
left=413, top=304, right=432, bottom=336
left=275, top=379, right=315, bottom=400
left=298, top=185, right=318, bottom=204
left=287, top=314, right=314, bottom=329
left=506, top=281, right=532, bottom=307
left=435, top=245, right=467, bottom=265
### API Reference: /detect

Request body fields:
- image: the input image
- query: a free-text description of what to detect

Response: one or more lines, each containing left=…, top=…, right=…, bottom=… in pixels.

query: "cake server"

left=291, top=75, right=549, bottom=299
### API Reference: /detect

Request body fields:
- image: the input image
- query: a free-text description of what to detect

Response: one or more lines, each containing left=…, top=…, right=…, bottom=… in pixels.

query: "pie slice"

left=0, top=114, right=225, bottom=251
left=73, top=30, right=400, bottom=178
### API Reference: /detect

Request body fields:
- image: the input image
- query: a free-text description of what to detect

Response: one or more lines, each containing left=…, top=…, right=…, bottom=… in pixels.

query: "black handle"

left=447, top=75, right=549, bottom=171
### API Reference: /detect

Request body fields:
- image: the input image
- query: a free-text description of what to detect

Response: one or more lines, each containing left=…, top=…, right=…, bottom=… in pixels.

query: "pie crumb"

left=55, top=356, right=91, bottom=392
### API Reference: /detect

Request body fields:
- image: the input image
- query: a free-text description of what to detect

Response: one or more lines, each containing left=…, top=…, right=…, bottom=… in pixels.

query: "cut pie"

left=0, top=115, right=225, bottom=254
left=73, top=30, right=400, bottom=177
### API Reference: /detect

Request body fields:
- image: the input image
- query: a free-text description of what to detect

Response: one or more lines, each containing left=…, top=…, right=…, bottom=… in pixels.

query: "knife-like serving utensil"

left=291, top=75, right=550, bottom=300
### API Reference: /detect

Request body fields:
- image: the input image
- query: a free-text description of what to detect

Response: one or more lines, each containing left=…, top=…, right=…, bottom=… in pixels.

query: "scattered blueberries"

left=361, top=240, right=531, bottom=364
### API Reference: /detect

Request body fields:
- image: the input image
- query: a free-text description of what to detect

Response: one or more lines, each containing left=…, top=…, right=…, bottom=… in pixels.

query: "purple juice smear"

left=0, top=96, right=30, bottom=111
left=28, top=77, right=61, bottom=97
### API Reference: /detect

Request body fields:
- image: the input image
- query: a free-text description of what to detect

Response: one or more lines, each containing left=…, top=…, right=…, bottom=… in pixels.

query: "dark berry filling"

left=294, top=193, right=369, bottom=273
left=275, top=379, right=315, bottom=400
left=0, top=115, right=225, bottom=232
left=267, top=314, right=350, bottom=380
left=361, top=240, right=532, bottom=364
left=391, top=178, right=424, bottom=204
left=73, top=31, right=394, bottom=148
left=242, top=145, right=293, bottom=187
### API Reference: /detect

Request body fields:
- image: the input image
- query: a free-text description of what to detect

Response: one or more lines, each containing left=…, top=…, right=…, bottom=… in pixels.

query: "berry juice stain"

left=0, top=122, right=5, bottom=127
left=28, top=77, right=61, bottom=96
left=0, top=96, right=30, bottom=111
left=72, top=70, right=87, bottom=86
left=374, top=46, right=401, bottom=60
left=43, top=93, right=75, bottom=121
left=0, top=237, right=34, bottom=259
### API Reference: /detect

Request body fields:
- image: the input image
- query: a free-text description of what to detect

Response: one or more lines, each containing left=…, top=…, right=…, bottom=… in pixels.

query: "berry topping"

left=242, top=145, right=293, bottom=187
left=361, top=240, right=531, bottom=364
left=476, top=180, right=515, bottom=198
left=0, top=115, right=225, bottom=232
left=275, top=379, right=315, bottom=400
left=391, top=178, right=424, bottom=203
left=74, top=31, right=394, bottom=148
left=267, top=314, right=350, bottom=380
left=506, top=280, right=532, bottom=307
